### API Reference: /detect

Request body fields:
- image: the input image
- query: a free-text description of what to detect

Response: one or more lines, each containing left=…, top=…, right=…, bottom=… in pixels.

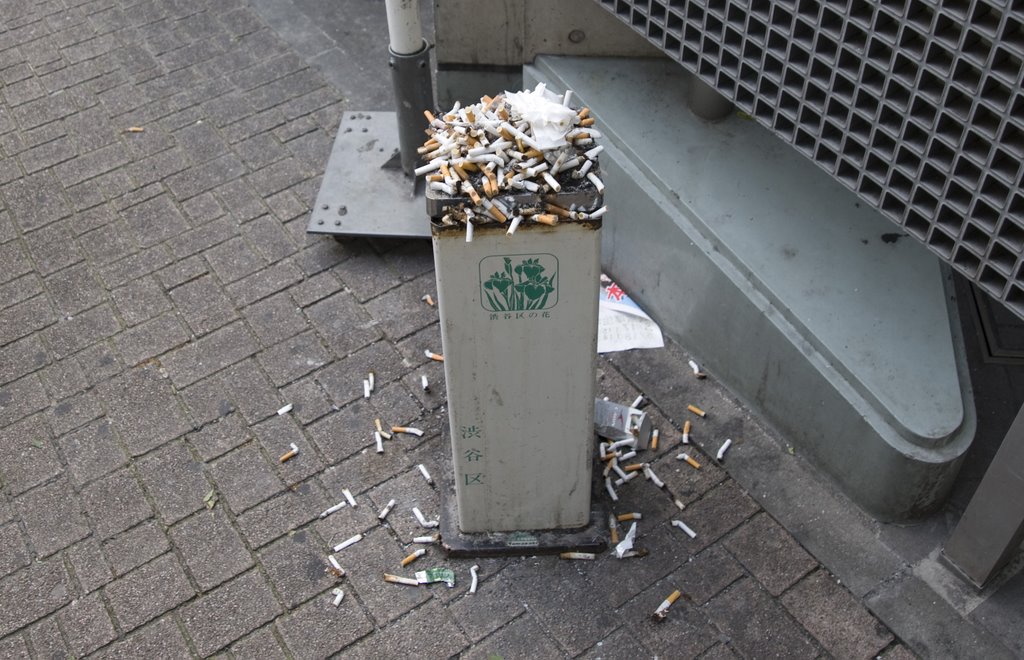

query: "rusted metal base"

left=437, top=426, right=609, bottom=558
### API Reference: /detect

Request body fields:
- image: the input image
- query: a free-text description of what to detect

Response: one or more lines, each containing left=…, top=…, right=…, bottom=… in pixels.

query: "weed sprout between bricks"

left=415, top=83, right=607, bottom=240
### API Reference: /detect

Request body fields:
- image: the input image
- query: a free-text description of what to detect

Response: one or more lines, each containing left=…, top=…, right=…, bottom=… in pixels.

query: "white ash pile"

left=416, top=83, right=607, bottom=237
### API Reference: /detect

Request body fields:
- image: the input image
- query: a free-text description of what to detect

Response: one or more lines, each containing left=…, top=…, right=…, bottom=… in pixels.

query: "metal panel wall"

left=594, top=0, right=1024, bottom=316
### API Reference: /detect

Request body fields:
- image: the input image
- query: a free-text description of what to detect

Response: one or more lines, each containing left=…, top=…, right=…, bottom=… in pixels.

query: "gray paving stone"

left=290, top=271, right=342, bottom=308
left=96, top=365, right=191, bottom=455
left=204, top=236, right=266, bottom=285
left=316, top=340, right=407, bottom=408
left=27, top=615, right=68, bottom=660
left=179, top=569, right=282, bottom=656
left=258, top=529, right=334, bottom=608
left=18, top=476, right=92, bottom=557
left=243, top=291, right=306, bottom=346
left=75, top=342, right=124, bottom=386
left=339, top=599, right=468, bottom=659
left=264, top=188, right=307, bottom=223
left=49, top=387, right=103, bottom=438
left=210, top=443, right=285, bottom=514
left=305, top=290, right=381, bottom=358
left=256, top=329, right=330, bottom=386
left=705, top=577, right=820, bottom=659
left=782, top=569, right=894, bottom=659
left=236, top=480, right=323, bottom=549
left=92, top=614, right=192, bottom=660
left=56, top=417, right=125, bottom=487
left=213, top=178, right=267, bottom=224
left=160, top=320, right=258, bottom=388
left=230, top=624, right=288, bottom=659
left=1, top=171, right=71, bottom=231
left=171, top=508, right=253, bottom=591
left=224, top=257, right=304, bottom=306
left=0, top=242, right=33, bottom=285
left=45, top=303, right=122, bottom=358
left=156, top=254, right=209, bottom=290
left=103, top=519, right=171, bottom=578
left=276, top=589, right=373, bottom=660
left=335, top=526, right=429, bottom=626
left=241, top=214, right=297, bottom=263
left=54, top=142, right=129, bottom=188
left=168, top=216, right=237, bottom=262
left=186, top=413, right=250, bottom=461
left=114, top=313, right=190, bottom=366
left=77, top=222, right=137, bottom=266
left=23, top=219, right=85, bottom=275
left=0, top=633, right=28, bottom=659
left=588, top=521, right=696, bottom=608
left=362, top=275, right=439, bottom=342
left=96, top=245, right=174, bottom=289
left=121, top=194, right=190, bottom=249
left=128, top=146, right=190, bottom=188
left=169, top=274, right=238, bottom=336
left=174, top=120, right=229, bottom=165
left=58, top=590, right=117, bottom=657
left=700, top=643, right=742, bottom=659
left=333, top=250, right=402, bottom=303
left=0, top=558, right=71, bottom=637
left=181, top=191, right=226, bottom=225
left=669, top=544, right=746, bottom=606
left=0, top=523, right=31, bottom=579
left=0, top=273, right=44, bottom=313
left=135, top=439, right=210, bottom=524
left=222, top=358, right=284, bottom=424
left=676, top=481, right=760, bottom=553
left=254, top=414, right=323, bottom=483
left=80, top=467, right=153, bottom=539
left=110, top=276, right=172, bottom=327
left=165, top=152, right=247, bottom=201
left=0, top=374, right=49, bottom=427
left=0, top=335, right=48, bottom=388
left=305, top=399, right=375, bottom=464
left=447, top=572, right=527, bottom=644
left=66, top=537, right=112, bottom=595
left=280, top=376, right=333, bottom=425
left=0, top=411, right=60, bottom=495
left=577, top=628, right=648, bottom=660
left=104, top=554, right=194, bottom=632
left=619, top=574, right=719, bottom=659
left=0, top=294, right=56, bottom=346
left=463, top=613, right=563, bottom=660
left=44, top=263, right=107, bottom=316
left=723, top=512, right=818, bottom=597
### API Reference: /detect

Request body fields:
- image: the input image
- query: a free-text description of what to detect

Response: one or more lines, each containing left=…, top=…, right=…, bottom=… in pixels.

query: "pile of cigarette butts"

left=416, top=84, right=607, bottom=240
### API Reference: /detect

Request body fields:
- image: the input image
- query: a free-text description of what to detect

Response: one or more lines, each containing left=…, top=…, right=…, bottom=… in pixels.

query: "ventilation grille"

left=594, top=0, right=1024, bottom=316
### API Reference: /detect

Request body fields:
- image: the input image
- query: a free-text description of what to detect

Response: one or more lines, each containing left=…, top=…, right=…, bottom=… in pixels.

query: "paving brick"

left=110, top=276, right=172, bottom=327
left=58, top=591, right=117, bottom=657
left=0, top=558, right=71, bottom=637
left=319, top=438, right=416, bottom=498
left=127, top=146, right=190, bottom=188
left=235, top=480, right=323, bottom=549
left=103, top=519, right=170, bottom=578
left=276, top=592, right=374, bottom=660
left=447, top=572, right=527, bottom=643
left=0, top=273, right=43, bottom=313
left=339, top=600, right=468, bottom=659
left=224, top=257, right=303, bottom=306
left=44, top=262, right=107, bottom=316
left=27, top=615, right=68, bottom=660
left=293, top=238, right=355, bottom=277
left=0, top=634, right=28, bottom=659
left=257, top=414, right=323, bottom=482
left=105, top=554, right=194, bottom=632
left=45, top=303, right=122, bottom=358
left=280, top=376, right=333, bottom=424
left=219, top=358, right=283, bottom=424
left=161, top=320, right=258, bottom=388
left=96, top=366, right=191, bottom=455
left=462, top=612, right=559, bottom=660
left=304, top=398, right=378, bottom=465
left=80, top=467, right=153, bottom=539
left=96, top=245, right=174, bottom=289
left=210, top=443, right=284, bottom=514
left=723, top=512, right=818, bottom=597
left=259, top=529, right=334, bottom=608
left=169, top=274, right=238, bottom=335
left=705, top=577, right=820, bottom=658
left=174, top=120, right=229, bottom=165
left=121, top=194, right=190, bottom=248
left=171, top=508, right=252, bottom=591
left=0, top=414, right=61, bottom=495
left=676, top=481, right=760, bottom=553
left=91, top=615, right=192, bottom=660
left=363, top=468, right=440, bottom=545
left=0, top=335, right=49, bottom=386
left=782, top=569, right=894, bottom=658
left=114, top=313, right=190, bottom=366
left=230, top=625, right=287, bottom=659
left=203, top=235, right=266, bottom=284
left=66, top=538, right=112, bottom=595
left=306, top=291, right=382, bottom=358
left=165, top=152, right=247, bottom=201
left=18, top=134, right=75, bottom=173
left=57, top=417, right=125, bottom=487
left=333, top=526, right=429, bottom=626
left=0, top=374, right=49, bottom=427
left=12, top=91, right=77, bottom=132
left=234, top=132, right=288, bottom=171
left=0, top=523, right=31, bottom=579
left=334, top=250, right=402, bottom=303
left=588, top=522, right=695, bottom=608
left=668, top=544, right=746, bottom=606
left=54, top=142, right=129, bottom=187
left=576, top=628, right=648, bottom=660
left=214, top=178, right=267, bottom=224
left=0, top=242, right=33, bottom=284
left=362, top=275, right=439, bottom=341
left=0, top=295, right=56, bottom=346
left=180, top=569, right=282, bottom=656
left=185, top=413, right=248, bottom=461
left=48, top=386, right=104, bottom=435
left=316, top=340, right=406, bottom=407
left=243, top=291, right=306, bottom=346
left=156, top=254, right=209, bottom=290
left=136, top=440, right=209, bottom=524
left=256, top=330, right=330, bottom=386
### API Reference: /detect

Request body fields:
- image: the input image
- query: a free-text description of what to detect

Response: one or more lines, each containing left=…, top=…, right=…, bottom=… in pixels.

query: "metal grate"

left=594, top=0, right=1024, bottom=316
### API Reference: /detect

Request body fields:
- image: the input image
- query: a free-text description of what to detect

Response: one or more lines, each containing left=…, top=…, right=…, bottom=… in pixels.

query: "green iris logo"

left=480, top=254, right=558, bottom=311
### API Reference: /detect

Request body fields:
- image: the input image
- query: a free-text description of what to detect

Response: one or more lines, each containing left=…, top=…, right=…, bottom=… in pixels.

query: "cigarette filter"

left=401, top=548, right=426, bottom=567
left=682, top=420, right=692, bottom=444
left=276, top=403, right=293, bottom=415
left=342, top=488, right=357, bottom=507
left=687, top=404, right=706, bottom=417
left=424, top=350, right=444, bottom=362
left=469, top=565, right=480, bottom=594
left=319, top=500, right=347, bottom=518
left=413, top=534, right=440, bottom=543
left=631, top=395, right=645, bottom=408
left=363, top=379, right=371, bottom=399
left=375, top=431, right=384, bottom=454
left=279, top=443, right=299, bottom=463
left=672, top=519, right=697, bottom=538
left=383, top=573, right=420, bottom=586
left=560, top=551, right=596, bottom=560
left=332, top=588, right=345, bottom=606
left=717, top=438, right=733, bottom=461
left=333, top=534, right=363, bottom=552
left=393, top=426, right=425, bottom=437
left=617, top=512, right=642, bottom=522
left=421, top=374, right=429, bottom=391
left=417, top=463, right=433, bottom=484
left=651, top=429, right=660, bottom=450
left=378, top=498, right=396, bottom=520
left=677, top=453, right=702, bottom=470
left=327, top=554, right=345, bottom=576
left=609, top=514, right=620, bottom=544
left=653, top=589, right=681, bottom=621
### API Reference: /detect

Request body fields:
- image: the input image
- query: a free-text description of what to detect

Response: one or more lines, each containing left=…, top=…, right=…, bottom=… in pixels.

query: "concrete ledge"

left=526, top=56, right=976, bottom=520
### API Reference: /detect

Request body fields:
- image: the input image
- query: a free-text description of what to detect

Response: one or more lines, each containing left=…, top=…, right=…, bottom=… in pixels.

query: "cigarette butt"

left=452, top=163, right=468, bottom=180
left=560, top=551, right=596, bottom=560
left=617, top=512, right=642, bottom=522
left=378, top=498, right=396, bottom=520
left=506, top=215, right=523, bottom=236
left=674, top=499, right=686, bottom=510
left=631, top=395, right=645, bottom=408
left=417, top=463, right=433, bottom=484
left=672, top=519, right=697, bottom=538
left=425, top=350, right=444, bottom=362
left=375, top=431, right=384, bottom=454
left=319, top=501, right=347, bottom=518
left=688, top=359, right=707, bottom=378
left=623, top=463, right=644, bottom=472
left=609, top=514, right=619, bottom=543
left=544, top=203, right=573, bottom=218
left=383, top=573, right=420, bottom=586
left=327, top=554, right=345, bottom=576
left=687, top=404, right=706, bottom=417
left=401, top=548, right=426, bottom=567
left=421, top=375, right=430, bottom=391
left=469, top=565, right=480, bottom=593
left=578, top=107, right=591, bottom=119
left=586, top=171, right=605, bottom=192
left=363, top=379, right=371, bottom=399
left=677, top=453, right=702, bottom=469
left=682, top=420, right=692, bottom=442
left=534, top=214, right=559, bottom=226
left=465, top=219, right=474, bottom=242
left=541, top=171, right=561, bottom=192
left=464, top=182, right=482, bottom=205
left=374, top=418, right=384, bottom=433
left=651, top=429, right=660, bottom=450
left=413, top=534, right=439, bottom=543
left=717, top=438, right=733, bottom=461
left=580, top=117, right=596, bottom=127
left=276, top=403, right=293, bottom=415
left=654, top=589, right=682, bottom=621
left=126, top=126, right=145, bottom=133
left=342, top=488, right=357, bottom=507
left=279, top=443, right=299, bottom=463
left=644, top=464, right=665, bottom=488
left=332, top=588, right=345, bottom=606
left=423, top=110, right=436, bottom=123
left=368, top=371, right=375, bottom=391
left=421, top=294, right=435, bottom=306
left=333, top=534, right=363, bottom=552
left=412, top=507, right=439, bottom=528
left=393, top=426, right=425, bottom=437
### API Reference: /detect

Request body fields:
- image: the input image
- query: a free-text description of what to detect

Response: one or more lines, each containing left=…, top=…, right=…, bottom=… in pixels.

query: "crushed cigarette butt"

left=393, top=426, right=425, bottom=437
left=342, top=488, right=357, bottom=507
left=672, top=519, right=697, bottom=538
left=421, top=294, right=435, bottom=306
left=378, top=499, right=396, bottom=520
left=653, top=590, right=681, bottom=621
left=276, top=403, right=293, bottom=415
left=279, top=443, right=299, bottom=463
left=469, top=565, right=480, bottom=593
left=412, top=507, right=439, bottom=528
left=677, top=453, right=701, bottom=469
left=688, top=359, right=707, bottom=378
left=332, top=588, right=345, bottom=606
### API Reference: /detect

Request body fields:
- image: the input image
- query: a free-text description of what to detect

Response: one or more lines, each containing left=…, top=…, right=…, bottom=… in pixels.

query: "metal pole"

left=943, top=400, right=1024, bottom=587
left=385, top=0, right=434, bottom=177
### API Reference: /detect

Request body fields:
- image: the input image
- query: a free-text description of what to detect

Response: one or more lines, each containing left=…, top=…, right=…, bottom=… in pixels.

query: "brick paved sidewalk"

left=0, top=1, right=916, bottom=657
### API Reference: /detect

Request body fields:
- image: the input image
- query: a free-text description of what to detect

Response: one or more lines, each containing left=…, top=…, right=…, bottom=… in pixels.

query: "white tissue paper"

left=504, top=83, right=578, bottom=150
